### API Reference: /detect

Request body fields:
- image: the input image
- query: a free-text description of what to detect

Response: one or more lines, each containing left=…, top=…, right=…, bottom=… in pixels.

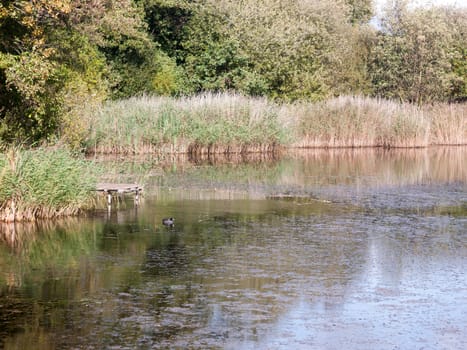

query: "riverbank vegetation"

left=0, top=147, right=98, bottom=222
left=0, top=0, right=466, bottom=149
left=84, top=94, right=465, bottom=153
left=290, top=96, right=466, bottom=148
left=85, top=94, right=286, bottom=154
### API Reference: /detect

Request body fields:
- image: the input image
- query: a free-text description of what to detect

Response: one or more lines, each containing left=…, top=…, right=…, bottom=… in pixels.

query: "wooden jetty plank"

left=96, top=183, right=143, bottom=193
left=96, top=183, right=143, bottom=206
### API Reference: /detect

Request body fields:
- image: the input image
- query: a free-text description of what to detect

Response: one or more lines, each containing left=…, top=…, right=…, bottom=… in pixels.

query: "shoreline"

left=85, top=143, right=467, bottom=156
left=1, top=144, right=465, bottom=223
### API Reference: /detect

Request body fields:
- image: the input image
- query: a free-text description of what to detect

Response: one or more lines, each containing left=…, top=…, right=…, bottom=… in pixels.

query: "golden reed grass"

left=287, top=96, right=432, bottom=148
left=426, top=103, right=466, bottom=145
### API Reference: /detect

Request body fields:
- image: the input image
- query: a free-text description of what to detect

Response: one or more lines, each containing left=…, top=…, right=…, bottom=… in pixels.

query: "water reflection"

left=0, top=148, right=466, bottom=349
left=143, top=147, right=466, bottom=209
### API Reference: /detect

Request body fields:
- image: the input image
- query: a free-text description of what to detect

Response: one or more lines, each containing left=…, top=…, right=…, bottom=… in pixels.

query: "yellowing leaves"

left=18, top=0, right=71, bottom=29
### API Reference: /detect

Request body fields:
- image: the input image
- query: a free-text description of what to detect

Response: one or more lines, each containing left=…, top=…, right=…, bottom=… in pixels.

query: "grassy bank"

left=0, top=147, right=98, bottom=222
left=83, top=94, right=466, bottom=154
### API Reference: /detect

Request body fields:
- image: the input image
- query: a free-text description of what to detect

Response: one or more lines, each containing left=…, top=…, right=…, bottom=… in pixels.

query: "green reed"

left=85, top=93, right=287, bottom=154
left=0, top=147, right=98, bottom=222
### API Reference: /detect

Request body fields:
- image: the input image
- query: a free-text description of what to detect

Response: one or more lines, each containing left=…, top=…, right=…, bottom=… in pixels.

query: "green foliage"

left=446, top=8, right=467, bottom=101
left=49, top=30, right=108, bottom=93
left=0, top=0, right=163, bottom=144
left=0, top=51, right=63, bottom=142
left=451, top=47, right=467, bottom=101
left=184, top=37, right=239, bottom=92
left=369, top=1, right=462, bottom=104
left=79, top=0, right=162, bottom=98
left=140, top=0, right=193, bottom=62
left=345, top=0, right=373, bottom=24
left=0, top=0, right=107, bottom=144
left=181, top=6, right=248, bottom=93
left=204, top=0, right=363, bottom=101
left=106, top=44, right=161, bottom=99
left=141, top=0, right=374, bottom=100
left=141, top=0, right=265, bottom=96
left=152, top=53, right=187, bottom=95
left=47, top=29, right=109, bottom=148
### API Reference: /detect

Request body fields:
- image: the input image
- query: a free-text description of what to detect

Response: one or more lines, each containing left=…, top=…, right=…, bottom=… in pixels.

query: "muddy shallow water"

left=0, top=148, right=466, bottom=349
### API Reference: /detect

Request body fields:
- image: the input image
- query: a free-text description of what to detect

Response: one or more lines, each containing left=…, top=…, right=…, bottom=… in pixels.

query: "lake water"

left=0, top=148, right=466, bottom=349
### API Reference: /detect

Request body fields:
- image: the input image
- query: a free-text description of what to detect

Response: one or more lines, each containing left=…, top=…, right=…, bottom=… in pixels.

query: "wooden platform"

left=96, top=183, right=143, bottom=205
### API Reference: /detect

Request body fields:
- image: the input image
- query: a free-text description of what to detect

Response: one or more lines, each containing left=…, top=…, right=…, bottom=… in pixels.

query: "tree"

left=345, top=0, right=373, bottom=24
left=369, top=0, right=460, bottom=104
left=0, top=0, right=71, bottom=142
left=445, top=7, right=467, bottom=101
left=68, top=0, right=169, bottom=98
left=207, top=0, right=368, bottom=100
left=0, top=0, right=175, bottom=144
left=180, top=3, right=252, bottom=94
left=138, top=0, right=193, bottom=63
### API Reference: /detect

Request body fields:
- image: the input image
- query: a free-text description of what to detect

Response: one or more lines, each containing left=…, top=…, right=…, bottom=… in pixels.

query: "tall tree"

left=0, top=0, right=171, bottom=144
left=369, top=0, right=459, bottom=104
left=0, top=0, right=72, bottom=142
left=139, top=0, right=193, bottom=63
left=445, top=7, right=467, bottom=101
left=199, top=0, right=363, bottom=100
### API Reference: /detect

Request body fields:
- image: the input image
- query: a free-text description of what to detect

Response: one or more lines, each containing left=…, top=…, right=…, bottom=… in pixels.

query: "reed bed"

left=85, top=93, right=286, bottom=154
left=287, top=96, right=432, bottom=148
left=0, top=147, right=98, bottom=222
left=426, top=103, right=466, bottom=145
left=84, top=94, right=465, bottom=154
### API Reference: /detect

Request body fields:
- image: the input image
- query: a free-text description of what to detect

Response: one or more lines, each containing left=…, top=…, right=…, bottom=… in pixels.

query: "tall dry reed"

left=426, top=103, right=466, bottom=145
left=287, top=96, right=431, bottom=148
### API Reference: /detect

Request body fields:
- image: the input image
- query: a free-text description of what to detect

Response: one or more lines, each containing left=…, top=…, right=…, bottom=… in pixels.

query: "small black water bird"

left=162, top=217, right=175, bottom=227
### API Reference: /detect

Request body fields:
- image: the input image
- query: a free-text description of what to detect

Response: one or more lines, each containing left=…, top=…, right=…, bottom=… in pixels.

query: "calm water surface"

left=0, top=148, right=466, bottom=349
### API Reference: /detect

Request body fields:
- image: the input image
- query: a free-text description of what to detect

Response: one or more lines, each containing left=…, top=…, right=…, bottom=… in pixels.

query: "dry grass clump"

left=83, top=94, right=465, bottom=153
